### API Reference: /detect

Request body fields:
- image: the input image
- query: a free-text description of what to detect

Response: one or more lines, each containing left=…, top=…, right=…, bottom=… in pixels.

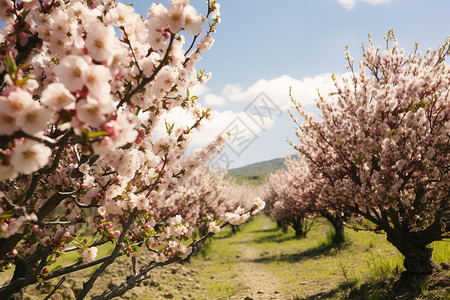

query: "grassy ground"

left=191, top=215, right=450, bottom=299
left=2, top=215, right=449, bottom=299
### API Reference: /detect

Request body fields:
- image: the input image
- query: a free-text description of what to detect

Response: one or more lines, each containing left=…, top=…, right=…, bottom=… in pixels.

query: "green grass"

left=188, top=226, right=243, bottom=299
left=4, top=215, right=449, bottom=299
left=205, top=282, right=240, bottom=299
left=191, top=215, right=450, bottom=299
left=432, top=240, right=450, bottom=263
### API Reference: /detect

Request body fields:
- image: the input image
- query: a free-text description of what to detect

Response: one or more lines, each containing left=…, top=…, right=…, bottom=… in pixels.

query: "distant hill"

left=227, top=156, right=295, bottom=185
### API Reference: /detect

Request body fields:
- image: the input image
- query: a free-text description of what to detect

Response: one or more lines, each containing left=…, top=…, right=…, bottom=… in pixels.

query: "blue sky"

left=149, top=0, right=449, bottom=169
left=133, top=0, right=450, bottom=168
left=4, top=0, right=449, bottom=169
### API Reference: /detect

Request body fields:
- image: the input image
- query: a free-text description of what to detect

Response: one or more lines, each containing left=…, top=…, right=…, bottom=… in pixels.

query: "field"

left=187, top=216, right=450, bottom=300
left=6, top=215, right=449, bottom=300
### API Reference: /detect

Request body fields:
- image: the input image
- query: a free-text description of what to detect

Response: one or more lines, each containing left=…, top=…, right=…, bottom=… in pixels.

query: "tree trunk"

left=321, top=211, right=345, bottom=244
left=386, top=232, right=435, bottom=275
left=291, top=217, right=306, bottom=238
left=332, top=222, right=345, bottom=244
left=391, top=242, right=435, bottom=293
left=276, top=220, right=288, bottom=233
left=293, top=226, right=304, bottom=238
left=401, top=244, right=435, bottom=275
left=3, top=258, right=32, bottom=300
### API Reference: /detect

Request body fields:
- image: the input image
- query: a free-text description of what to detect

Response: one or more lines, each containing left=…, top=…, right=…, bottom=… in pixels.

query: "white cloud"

left=220, top=73, right=349, bottom=109
left=188, top=84, right=209, bottom=97
left=155, top=72, right=350, bottom=150
left=222, top=84, right=244, bottom=101
left=338, top=0, right=356, bottom=10
left=155, top=107, right=266, bottom=149
left=204, top=94, right=226, bottom=106
left=338, top=0, right=391, bottom=10
left=222, top=75, right=300, bottom=108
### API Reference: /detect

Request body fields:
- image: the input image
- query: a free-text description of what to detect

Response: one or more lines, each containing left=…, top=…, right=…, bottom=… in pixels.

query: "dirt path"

left=230, top=219, right=288, bottom=300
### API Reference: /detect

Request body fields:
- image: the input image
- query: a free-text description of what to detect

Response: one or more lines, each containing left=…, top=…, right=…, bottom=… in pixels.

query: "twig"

left=31, top=220, right=84, bottom=227
left=43, top=276, right=66, bottom=300
left=116, top=34, right=175, bottom=109
left=75, top=209, right=138, bottom=300
left=90, top=207, right=257, bottom=300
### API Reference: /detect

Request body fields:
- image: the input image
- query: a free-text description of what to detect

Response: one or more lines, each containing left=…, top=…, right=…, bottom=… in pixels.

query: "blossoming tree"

left=283, top=155, right=347, bottom=243
left=262, top=168, right=315, bottom=238
left=157, top=167, right=260, bottom=237
left=291, top=32, right=449, bottom=277
left=0, top=0, right=264, bottom=298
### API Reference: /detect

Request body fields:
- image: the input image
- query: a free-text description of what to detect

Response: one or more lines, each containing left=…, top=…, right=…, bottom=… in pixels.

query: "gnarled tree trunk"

left=292, top=220, right=306, bottom=238
left=388, top=236, right=436, bottom=275
left=291, top=215, right=314, bottom=239
left=321, top=211, right=345, bottom=245
left=276, top=220, right=288, bottom=233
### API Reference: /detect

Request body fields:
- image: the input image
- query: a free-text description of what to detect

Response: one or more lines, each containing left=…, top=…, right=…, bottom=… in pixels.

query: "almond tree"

left=291, top=32, right=449, bottom=276
left=0, top=0, right=263, bottom=299
left=157, top=167, right=259, bottom=237
left=262, top=169, right=315, bottom=238
left=284, top=155, right=346, bottom=244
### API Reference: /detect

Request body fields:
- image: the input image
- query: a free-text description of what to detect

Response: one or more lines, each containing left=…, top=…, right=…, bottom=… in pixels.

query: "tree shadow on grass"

left=213, top=232, right=235, bottom=240
left=294, top=279, right=391, bottom=300
left=251, top=240, right=344, bottom=264
left=297, top=268, right=450, bottom=300
left=294, top=286, right=346, bottom=300
left=250, top=232, right=300, bottom=244
left=247, top=226, right=280, bottom=234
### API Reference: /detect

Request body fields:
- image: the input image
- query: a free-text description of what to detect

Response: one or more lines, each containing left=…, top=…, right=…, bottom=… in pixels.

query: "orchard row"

left=263, top=32, right=449, bottom=278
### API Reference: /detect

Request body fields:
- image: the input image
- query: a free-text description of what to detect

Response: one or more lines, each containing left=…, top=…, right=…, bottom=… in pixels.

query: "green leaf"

left=165, top=122, right=174, bottom=135
left=51, top=265, right=62, bottom=272
left=154, top=224, right=164, bottom=233
left=388, top=129, right=394, bottom=138
left=21, top=9, right=30, bottom=21
left=88, top=131, right=110, bottom=139
left=5, top=52, right=17, bottom=75
left=0, top=210, right=15, bottom=220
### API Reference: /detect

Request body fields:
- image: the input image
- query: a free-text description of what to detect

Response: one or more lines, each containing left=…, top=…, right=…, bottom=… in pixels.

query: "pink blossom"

left=41, top=82, right=76, bottom=110
left=54, top=55, right=89, bottom=92
left=10, top=140, right=52, bottom=174
left=84, top=20, right=117, bottom=63
left=82, top=64, right=112, bottom=99
left=183, top=5, right=204, bottom=36
left=167, top=4, right=185, bottom=33
left=0, top=89, right=34, bottom=117
left=76, top=96, right=111, bottom=128
left=81, top=247, right=98, bottom=263
left=251, top=197, right=266, bottom=214
left=16, top=102, right=51, bottom=135
left=147, top=3, right=169, bottom=30
left=0, top=0, right=226, bottom=295
left=0, top=111, right=19, bottom=135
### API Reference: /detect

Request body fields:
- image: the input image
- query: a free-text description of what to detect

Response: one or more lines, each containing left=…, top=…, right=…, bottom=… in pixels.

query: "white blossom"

left=10, top=140, right=52, bottom=174
left=81, top=247, right=98, bottom=263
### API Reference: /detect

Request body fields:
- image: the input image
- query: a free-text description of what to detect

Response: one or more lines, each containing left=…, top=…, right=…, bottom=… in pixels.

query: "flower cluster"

left=261, top=159, right=317, bottom=237
left=154, top=167, right=261, bottom=236
left=289, top=32, right=449, bottom=273
left=0, top=0, right=247, bottom=298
